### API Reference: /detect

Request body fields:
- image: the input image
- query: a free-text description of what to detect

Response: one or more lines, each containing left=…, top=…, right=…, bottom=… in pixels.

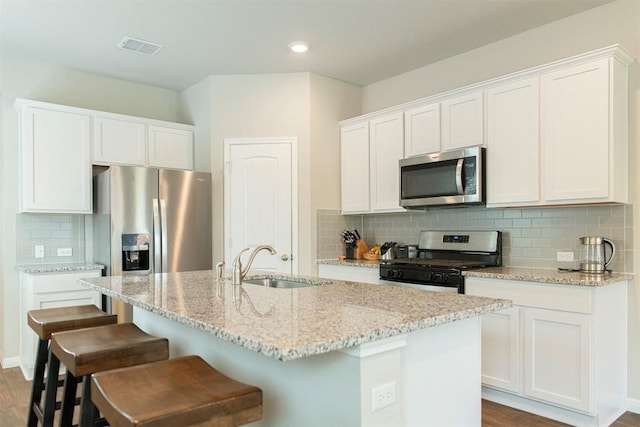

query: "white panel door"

left=523, top=308, right=593, bottom=412
left=93, top=117, right=147, bottom=166
left=480, top=307, right=520, bottom=393
left=20, top=107, right=92, bottom=213
left=369, top=112, right=404, bottom=212
left=404, top=102, right=440, bottom=156
left=340, top=122, right=370, bottom=214
left=441, top=91, right=484, bottom=151
left=226, top=139, right=294, bottom=273
left=148, top=125, right=194, bottom=170
left=541, top=58, right=609, bottom=202
left=486, top=77, right=540, bottom=206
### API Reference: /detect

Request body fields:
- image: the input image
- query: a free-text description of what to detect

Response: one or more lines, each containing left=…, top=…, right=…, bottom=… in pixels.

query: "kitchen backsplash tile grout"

left=317, top=205, right=633, bottom=273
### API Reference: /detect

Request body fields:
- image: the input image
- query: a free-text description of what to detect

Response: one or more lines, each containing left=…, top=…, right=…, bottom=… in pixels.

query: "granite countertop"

left=317, top=259, right=382, bottom=268
left=17, top=263, right=105, bottom=274
left=79, top=271, right=510, bottom=361
left=464, top=267, right=633, bottom=286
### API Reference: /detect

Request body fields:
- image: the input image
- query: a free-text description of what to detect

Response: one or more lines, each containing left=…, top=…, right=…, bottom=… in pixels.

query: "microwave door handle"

left=455, top=158, right=464, bottom=194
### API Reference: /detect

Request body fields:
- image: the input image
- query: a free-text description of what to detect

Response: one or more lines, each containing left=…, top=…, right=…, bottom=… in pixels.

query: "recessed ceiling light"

left=118, top=36, right=164, bottom=56
left=288, top=41, right=309, bottom=53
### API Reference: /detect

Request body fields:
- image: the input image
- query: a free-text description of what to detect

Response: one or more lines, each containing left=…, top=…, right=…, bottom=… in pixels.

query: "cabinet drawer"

left=30, top=271, right=101, bottom=293
left=466, top=278, right=592, bottom=314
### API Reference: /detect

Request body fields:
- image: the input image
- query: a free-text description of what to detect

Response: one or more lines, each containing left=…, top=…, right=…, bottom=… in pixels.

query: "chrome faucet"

left=232, top=245, right=277, bottom=285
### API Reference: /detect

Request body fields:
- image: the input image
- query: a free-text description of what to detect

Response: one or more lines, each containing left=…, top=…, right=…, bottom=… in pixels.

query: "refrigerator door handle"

left=160, top=198, right=168, bottom=273
left=153, top=198, right=162, bottom=273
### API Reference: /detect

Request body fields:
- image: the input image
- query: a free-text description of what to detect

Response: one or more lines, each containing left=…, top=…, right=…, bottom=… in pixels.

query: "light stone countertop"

left=17, top=263, right=105, bottom=274
left=318, top=259, right=633, bottom=287
left=79, top=270, right=510, bottom=361
left=317, top=259, right=381, bottom=268
left=464, top=267, right=633, bottom=286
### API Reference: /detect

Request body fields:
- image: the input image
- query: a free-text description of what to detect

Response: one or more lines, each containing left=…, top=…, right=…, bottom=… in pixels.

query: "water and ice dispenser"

left=122, top=233, right=150, bottom=272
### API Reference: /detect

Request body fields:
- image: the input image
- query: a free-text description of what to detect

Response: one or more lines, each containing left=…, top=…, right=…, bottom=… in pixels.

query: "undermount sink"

left=243, top=276, right=328, bottom=289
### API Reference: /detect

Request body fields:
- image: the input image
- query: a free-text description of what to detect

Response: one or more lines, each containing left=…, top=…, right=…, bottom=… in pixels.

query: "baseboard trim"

left=628, top=398, right=640, bottom=414
left=0, top=356, right=21, bottom=369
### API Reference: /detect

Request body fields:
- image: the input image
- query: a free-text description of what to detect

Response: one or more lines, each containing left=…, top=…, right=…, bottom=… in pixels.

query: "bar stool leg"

left=27, top=338, right=49, bottom=427
left=42, top=350, right=61, bottom=427
left=60, top=371, right=80, bottom=427
left=79, top=375, right=97, bottom=427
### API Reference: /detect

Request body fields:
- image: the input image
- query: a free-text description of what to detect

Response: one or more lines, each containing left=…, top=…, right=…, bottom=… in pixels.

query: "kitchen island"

left=80, top=271, right=510, bottom=426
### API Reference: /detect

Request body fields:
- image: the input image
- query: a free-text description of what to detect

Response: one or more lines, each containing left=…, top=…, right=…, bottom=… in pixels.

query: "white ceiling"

left=1, top=0, right=613, bottom=91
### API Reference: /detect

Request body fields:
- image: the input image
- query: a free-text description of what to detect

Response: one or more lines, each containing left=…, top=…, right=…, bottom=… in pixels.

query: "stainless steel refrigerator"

left=93, top=165, right=212, bottom=319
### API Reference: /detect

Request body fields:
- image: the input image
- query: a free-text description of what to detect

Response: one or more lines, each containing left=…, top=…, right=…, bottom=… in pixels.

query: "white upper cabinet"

left=541, top=57, right=626, bottom=204
left=148, top=125, right=194, bottom=170
left=341, top=122, right=370, bottom=214
left=404, top=102, right=440, bottom=157
left=19, top=106, right=92, bottom=213
left=441, top=91, right=484, bottom=152
left=93, top=117, right=147, bottom=166
left=341, top=112, right=404, bottom=214
left=486, top=77, right=540, bottom=207
left=369, top=112, right=404, bottom=212
left=94, top=117, right=193, bottom=170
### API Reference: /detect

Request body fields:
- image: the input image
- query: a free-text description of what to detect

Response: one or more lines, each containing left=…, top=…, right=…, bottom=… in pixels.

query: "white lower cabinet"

left=480, top=306, right=520, bottom=393
left=19, top=270, right=102, bottom=380
left=523, top=307, right=592, bottom=412
left=467, top=277, right=627, bottom=426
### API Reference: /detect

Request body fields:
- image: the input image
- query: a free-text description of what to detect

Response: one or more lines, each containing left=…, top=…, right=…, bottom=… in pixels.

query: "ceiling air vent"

left=118, top=36, right=164, bottom=56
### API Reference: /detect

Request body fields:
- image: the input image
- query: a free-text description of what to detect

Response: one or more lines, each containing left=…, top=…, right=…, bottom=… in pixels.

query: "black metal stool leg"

left=42, top=349, right=61, bottom=427
left=79, top=375, right=98, bottom=427
left=27, top=338, right=49, bottom=427
left=60, top=371, right=80, bottom=427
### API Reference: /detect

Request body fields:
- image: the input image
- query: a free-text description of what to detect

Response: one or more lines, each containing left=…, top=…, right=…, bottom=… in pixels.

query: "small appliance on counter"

left=579, top=236, right=615, bottom=274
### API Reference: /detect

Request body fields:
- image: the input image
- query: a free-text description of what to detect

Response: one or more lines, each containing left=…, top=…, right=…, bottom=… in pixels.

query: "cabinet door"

left=404, top=102, right=440, bottom=156
left=486, top=77, right=540, bottom=206
left=148, top=125, right=194, bottom=170
left=480, top=307, right=520, bottom=393
left=93, top=117, right=147, bottom=166
left=370, top=112, right=405, bottom=212
left=20, top=107, right=91, bottom=213
left=341, top=122, right=370, bottom=213
left=541, top=59, right=609, bottom=202
left=441, top=91, right=484, bottom=151
left=523, top=308, right=592, bottom=413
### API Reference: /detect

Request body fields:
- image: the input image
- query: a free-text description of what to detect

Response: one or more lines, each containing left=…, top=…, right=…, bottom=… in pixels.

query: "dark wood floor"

left=2, top=364, right=639, bottom=426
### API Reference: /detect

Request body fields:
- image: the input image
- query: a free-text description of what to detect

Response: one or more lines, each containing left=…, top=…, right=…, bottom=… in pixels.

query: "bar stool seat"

left=51, top=322, right=169, bottom=426
left=27, top=305, right=117, bottom=427
left=91, top=355, right=263, bottom=427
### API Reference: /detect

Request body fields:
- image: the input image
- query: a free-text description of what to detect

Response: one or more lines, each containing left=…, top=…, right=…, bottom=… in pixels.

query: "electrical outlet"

left=557, top=252, right=574, bottom=262
left=35, top=245, right=45, bottom=258
left=57, top=248, right=73, bottom=257
left=372, top=381, right=396, bottom=411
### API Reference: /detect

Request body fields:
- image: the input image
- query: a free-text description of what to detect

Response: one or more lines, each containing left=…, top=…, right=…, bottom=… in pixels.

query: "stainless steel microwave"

left=399, top=146, right=485, bottom=208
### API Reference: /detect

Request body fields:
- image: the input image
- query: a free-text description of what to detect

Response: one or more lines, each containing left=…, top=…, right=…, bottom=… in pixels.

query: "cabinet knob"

left=281, top=254, right=290, bottom=261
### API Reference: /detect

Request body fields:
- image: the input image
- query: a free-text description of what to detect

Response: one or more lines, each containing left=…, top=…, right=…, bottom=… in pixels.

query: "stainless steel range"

left=379, top=230, right=502, bottom=293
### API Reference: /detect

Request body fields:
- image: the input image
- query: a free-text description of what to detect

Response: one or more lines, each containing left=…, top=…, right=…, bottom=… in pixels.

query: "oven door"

left=379, top=279, right=461, bottom=293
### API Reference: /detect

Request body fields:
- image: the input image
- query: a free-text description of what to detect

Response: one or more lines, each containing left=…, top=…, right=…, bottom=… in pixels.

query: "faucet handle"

left=215, top=261, right=225, bottom=281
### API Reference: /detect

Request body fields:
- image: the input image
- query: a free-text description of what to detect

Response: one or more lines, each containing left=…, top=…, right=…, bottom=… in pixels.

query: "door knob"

left=281, top=254, right=289, bottom=261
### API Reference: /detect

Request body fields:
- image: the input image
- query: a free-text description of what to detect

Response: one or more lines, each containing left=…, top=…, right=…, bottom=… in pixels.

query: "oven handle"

left=455, top=158, right=464, bottom=194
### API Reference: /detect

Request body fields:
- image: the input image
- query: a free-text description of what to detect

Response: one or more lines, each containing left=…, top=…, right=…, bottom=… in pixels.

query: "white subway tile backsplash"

left=317, top=204, right=633, bottom=272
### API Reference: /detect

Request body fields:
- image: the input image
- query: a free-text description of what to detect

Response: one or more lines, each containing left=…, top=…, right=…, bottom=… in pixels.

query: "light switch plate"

left=35, top=245, right=44, bottom=258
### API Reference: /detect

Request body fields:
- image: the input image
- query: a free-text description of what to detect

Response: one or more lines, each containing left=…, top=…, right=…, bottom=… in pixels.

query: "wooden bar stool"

left=50, top=322, right=169, bottom=427
left=91, top=355, right=263, bottom=427
left=27, top=305, right=118, bottom=427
